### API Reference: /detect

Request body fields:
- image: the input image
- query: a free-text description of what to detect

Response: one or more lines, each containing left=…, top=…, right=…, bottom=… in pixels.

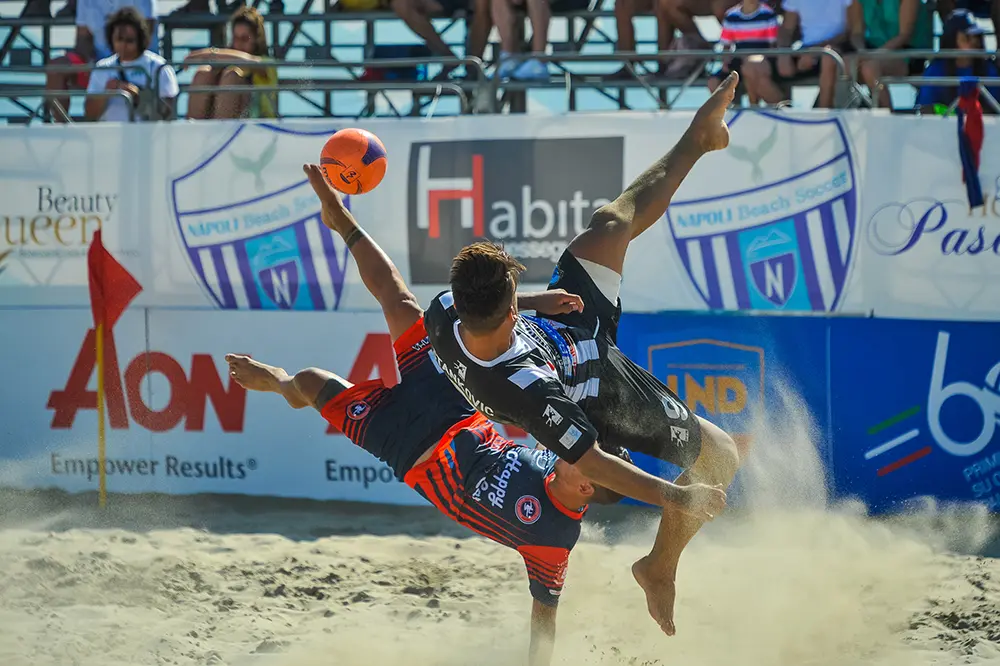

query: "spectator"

left=615, top=0, right=731, bottom=78
left=491, top=0, right=588, bottom=80
left=854, top=0, right=935, bottom=108
left=936, top=0, right=999, bottom=36
left=184, top=7, right=279, bottom=119
left=85, top=7, right=178, bottom=122
left=389, top=0, right=491, bottom=77
left=708, top=0, right=781, bottom=104
left=916, top=10, right=1000, bottom=109
left=44, top=0, right=156, bottom=122
left=754, top=0, right=860, bottom=108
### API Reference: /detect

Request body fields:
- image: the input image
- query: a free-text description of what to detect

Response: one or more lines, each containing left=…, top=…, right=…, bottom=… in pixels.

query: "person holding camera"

left=85, top=7, right=179, bottom=122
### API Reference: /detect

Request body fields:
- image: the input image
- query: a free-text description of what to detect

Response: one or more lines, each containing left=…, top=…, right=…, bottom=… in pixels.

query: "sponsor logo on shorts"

left=347, top=400, right=370, bottom=420
left=666, top=113, right=858, bottom=312
left=472, top=448, right=523, bottom=508
left=407, top=138, right=624, bottom=283
left=542, top=404, right=564, bottom=427
left=515, top=495, right=542, bottom=524
left=559, top=425, right=583, bottom=449
left=670, top=425, right=689, bottom=445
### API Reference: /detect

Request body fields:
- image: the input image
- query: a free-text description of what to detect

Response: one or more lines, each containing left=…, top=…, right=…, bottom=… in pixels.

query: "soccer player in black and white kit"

left=425, top=73, right=742, bottom=636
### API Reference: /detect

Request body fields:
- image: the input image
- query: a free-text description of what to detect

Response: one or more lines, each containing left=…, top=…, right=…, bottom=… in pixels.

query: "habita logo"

left=170, top=123, right=351, bottom=311
left=407, top=137, right=624, bottom=283
left=666, top=112, right=859, bottom=312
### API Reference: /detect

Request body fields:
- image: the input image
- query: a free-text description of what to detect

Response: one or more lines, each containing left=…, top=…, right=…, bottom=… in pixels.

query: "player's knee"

left=700, top=425, right=740, bottom=484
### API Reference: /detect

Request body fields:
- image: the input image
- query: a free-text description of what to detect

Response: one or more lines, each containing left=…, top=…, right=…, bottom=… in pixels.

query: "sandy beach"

left=1, top=487, right=999, bottom=666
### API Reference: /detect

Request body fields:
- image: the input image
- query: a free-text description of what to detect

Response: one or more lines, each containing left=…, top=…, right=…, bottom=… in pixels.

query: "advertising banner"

left=829, top=318, right=1000, bottom=511
left=0, top=304, right=529, bottom=503
left=1, top=111, right=997, bottom=321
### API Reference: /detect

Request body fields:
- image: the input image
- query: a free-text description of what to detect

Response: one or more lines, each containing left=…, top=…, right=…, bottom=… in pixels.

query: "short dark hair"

left=450, top=242, right=525, bottom=334
left=105, top=7, right=151, bottom=55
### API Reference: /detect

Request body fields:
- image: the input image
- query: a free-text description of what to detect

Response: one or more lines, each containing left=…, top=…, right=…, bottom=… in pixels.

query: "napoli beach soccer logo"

left=666, top=112, right=859, bottom=311
left=170, top=124, right=351, bottom=311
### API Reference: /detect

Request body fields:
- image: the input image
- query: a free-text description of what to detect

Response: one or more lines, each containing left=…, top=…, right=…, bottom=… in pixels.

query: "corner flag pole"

left=87, top=228, right=142, bottom=510
left=96, top=320, right=107, bottom=508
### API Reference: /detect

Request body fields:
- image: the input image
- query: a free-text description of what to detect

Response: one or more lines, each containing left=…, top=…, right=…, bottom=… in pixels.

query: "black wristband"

left=344, top=227, right=366, bottom=249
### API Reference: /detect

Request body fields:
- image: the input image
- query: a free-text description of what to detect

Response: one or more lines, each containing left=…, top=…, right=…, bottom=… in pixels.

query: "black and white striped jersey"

left=424, top=290, right=604, bottom=463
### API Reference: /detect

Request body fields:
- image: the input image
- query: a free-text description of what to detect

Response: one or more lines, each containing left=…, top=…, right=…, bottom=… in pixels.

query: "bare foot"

left=632, top=556, right=677, bottom=636
left=225, top=354, right=288, bottom=393
left=688, top=70, right=738, bottom=153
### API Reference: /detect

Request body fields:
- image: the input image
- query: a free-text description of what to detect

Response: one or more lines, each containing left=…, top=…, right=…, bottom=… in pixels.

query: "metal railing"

left=488, top=47, right=849, bottom=110
left=875, top=76, right=1000, bottom=113
left=173, top=55, right=484, bottom=116
left=0, top=88, right=136, bottom=122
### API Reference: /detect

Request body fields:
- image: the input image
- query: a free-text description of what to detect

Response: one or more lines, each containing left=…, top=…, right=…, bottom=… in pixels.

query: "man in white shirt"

left=757, top=0, right=861, bottom=107
left=45, top=0, right=157, bottom=122
left=85, top=7, right=178, bottom=122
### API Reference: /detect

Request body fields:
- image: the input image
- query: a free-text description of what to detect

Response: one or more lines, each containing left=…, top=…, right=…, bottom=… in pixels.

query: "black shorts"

left=320, top=318, right=477, bottom=479
left=544, top=251, right=703, bottom=469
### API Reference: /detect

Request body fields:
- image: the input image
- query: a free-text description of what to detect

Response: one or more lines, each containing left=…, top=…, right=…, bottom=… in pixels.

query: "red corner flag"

left=87, top=230, right=141, bottom=329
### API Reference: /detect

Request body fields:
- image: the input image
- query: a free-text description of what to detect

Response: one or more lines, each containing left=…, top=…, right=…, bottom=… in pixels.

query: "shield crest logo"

left=666, top=112, right=858, bottom=312
left=170, top=123, right=351, bottom=311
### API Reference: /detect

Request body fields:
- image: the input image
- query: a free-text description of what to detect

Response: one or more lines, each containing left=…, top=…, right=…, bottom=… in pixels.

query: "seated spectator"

left=45, top=0, right=156, bottom=122
left=708, top=0, right=781, bottom=104
left=854, top=0, right=935, bottom=108
left=916, top=10, right=1000, bottom=110
left=615, top=0, right=731, bottom=78
left=754, top=0, right=859, bottom=108
left=85, top=7, right=178, bottom=122
left=936, top=0, right=999, bottom=34
left=389, top=0, right=491, bottom=78
left=183, top=7, right=279, bottom=119
left=491, top=0, right=588, bottom=80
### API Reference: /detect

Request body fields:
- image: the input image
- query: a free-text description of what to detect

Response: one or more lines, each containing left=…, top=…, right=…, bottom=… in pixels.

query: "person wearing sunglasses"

left=85, top=7, right=179, bottom=122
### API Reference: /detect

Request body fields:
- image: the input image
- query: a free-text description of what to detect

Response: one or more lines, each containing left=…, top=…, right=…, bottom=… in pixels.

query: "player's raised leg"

left=565, top=71, right=737, bottom=275
left=226, top=356, right=350, bottom=412
left=632, top=415, right=739, bottom=635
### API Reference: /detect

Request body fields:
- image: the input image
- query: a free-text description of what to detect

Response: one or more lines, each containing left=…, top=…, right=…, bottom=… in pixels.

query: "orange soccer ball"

left=319, top=128, right=387, bottom=195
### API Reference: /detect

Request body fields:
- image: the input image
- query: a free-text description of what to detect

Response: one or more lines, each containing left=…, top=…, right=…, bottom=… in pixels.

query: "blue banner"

left=829, top=318, right=1000, bottom=512
left=615, top=312, right=1000, bottom=512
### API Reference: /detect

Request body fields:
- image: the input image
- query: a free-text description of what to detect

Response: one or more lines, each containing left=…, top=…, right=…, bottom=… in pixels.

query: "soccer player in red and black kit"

left=425, top=73, right=742, bottom=636
left=225, top=164, right=659, bottom=666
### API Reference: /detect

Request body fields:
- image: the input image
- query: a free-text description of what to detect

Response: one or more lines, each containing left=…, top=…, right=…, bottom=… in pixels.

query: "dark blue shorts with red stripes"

left=320, top=317, right=477, bottom=479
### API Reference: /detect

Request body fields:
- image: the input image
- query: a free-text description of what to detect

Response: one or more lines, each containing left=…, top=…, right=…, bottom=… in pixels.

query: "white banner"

left=0, top=306, right=532, bottom=501
left=0, top=111, right=998, bottom=318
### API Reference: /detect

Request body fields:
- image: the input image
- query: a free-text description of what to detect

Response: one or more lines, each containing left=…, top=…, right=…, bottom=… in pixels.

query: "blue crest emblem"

left=170, top=123, right=351, bottom=311
left=666, top=112, right=858, bottom=312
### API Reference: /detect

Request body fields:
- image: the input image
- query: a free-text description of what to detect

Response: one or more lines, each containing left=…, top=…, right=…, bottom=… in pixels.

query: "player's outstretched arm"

left=592, top=72, right=738, bottom=243
left=529, top=600, right=558, bottom=666
left=517, top=290, right=583, bottom=316
left=303, top=164, right=421, bottom=341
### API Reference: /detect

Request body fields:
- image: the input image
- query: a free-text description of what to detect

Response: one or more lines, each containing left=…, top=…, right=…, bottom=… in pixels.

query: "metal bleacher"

left=0, top=0, right=996, bottom=123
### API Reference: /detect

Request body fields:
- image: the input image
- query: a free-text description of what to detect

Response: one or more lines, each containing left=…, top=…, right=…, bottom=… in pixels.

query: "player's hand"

left=303, top=163, right=354, bottom=234
left=675, top=483, right=727, bottom=521
left=524, top=289, right=584, bottom=315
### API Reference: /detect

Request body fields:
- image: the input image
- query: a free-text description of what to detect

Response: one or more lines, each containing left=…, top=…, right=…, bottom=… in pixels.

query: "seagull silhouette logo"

left=229, top=135, right=279, bottom=193
left=727, top=124, right=779, bottom=184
